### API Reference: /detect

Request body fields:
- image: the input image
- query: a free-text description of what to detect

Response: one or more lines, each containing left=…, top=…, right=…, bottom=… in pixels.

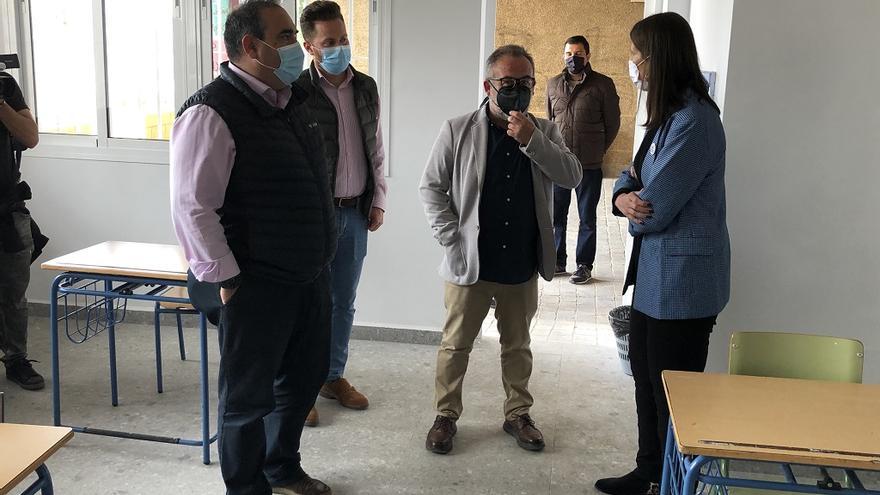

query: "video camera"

left=0, top=54, right=21, bottom=95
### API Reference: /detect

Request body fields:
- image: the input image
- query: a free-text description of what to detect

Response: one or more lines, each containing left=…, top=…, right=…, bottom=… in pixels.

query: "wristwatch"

left=219, top=274, right=242, bottom=290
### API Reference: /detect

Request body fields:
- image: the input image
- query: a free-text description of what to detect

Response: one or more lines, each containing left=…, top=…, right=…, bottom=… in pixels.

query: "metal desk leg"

left=177, top=313, right=187, bottom=361
left=154, top=302, right=164, bottom=394
left=683, top=456, right=711, bottom=495
left=661, top=420, right=675, bottom=495
left=105, top=280, right=119, bottom=407
left=21, top=464, right=54, bottom=495
left=200, top=313, right=211, bottom=465
left=50, top=277, right=62, bottom=427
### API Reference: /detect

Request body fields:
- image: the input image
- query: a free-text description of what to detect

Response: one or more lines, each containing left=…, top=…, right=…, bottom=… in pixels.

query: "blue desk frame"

left=18, top=464, right=54, bottom=495
left=49, top=272, right=217, bottom=464
left=660, top=421, right=880, bottom=495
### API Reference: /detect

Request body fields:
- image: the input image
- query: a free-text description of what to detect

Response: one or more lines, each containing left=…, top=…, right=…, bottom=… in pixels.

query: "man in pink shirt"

left=295, top=1, right=387, bottom=427
left=170, top=2, right=333, bottom=494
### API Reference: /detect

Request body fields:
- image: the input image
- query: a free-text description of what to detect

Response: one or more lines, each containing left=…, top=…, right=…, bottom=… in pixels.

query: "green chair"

left=728, top=331, right=864, bottom=383
left=711, top=331, right=865, bottom=495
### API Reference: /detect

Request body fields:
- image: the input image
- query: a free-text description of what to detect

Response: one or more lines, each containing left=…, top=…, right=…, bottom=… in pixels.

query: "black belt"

left=334, top=196, right=359, bottom=208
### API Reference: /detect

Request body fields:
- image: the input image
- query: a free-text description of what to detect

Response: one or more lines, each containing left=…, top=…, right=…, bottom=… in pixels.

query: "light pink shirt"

left=170, top=63, right=292, bottom=283
left=316, top=66, right=387, bottom=211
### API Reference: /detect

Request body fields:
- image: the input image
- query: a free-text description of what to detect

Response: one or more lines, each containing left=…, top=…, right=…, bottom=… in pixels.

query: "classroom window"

left=105, top=0, right=176, bottom=140
left=29, top=0, right=98, bottom=136
left=15, top=0, right=389, bottom=162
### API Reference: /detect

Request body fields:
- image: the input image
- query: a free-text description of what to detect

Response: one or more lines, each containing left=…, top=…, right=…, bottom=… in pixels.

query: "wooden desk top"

left=41, top=241, right=188, bottom=281
left=662, top=371, right=880, bottom=471
left=0, top=424, right=73, bottom=495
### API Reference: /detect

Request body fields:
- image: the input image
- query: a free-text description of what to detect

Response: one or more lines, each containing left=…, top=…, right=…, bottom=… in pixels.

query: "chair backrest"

left=729, top=331, right=864, bottom=383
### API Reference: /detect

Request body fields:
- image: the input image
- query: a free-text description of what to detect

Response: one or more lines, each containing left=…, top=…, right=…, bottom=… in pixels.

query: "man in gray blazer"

left=419, top=44, right=582, bottom=455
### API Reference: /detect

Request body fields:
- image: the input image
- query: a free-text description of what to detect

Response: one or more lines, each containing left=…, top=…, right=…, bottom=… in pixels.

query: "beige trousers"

left=434, top=275, right=539, bottom=421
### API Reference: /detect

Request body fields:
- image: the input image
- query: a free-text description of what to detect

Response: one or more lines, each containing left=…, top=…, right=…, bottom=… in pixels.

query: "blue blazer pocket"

left=660, top=237, right=716, bottom=297
left=663, top=237, right=714, bottom=256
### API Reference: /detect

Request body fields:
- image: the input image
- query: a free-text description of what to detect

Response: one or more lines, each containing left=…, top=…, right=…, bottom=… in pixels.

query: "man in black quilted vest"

left=294, top=0, right=388, bottom=428
left=170, top=2, right=334, bottom=494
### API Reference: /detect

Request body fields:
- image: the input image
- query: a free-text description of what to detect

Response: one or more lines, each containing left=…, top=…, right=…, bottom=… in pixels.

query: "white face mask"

left=628, top=60, right=641, bottom=84
left=628, top=56, right=650, bottom=86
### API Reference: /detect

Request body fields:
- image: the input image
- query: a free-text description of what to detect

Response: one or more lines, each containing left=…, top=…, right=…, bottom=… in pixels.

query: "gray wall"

left=708, top=0, right=880, bottom=382
left=22, top=0, right=483, bottom=333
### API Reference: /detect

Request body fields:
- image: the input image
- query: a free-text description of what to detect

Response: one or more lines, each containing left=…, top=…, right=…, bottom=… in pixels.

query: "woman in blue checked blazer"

left=595, top=13, right=730, bottom=495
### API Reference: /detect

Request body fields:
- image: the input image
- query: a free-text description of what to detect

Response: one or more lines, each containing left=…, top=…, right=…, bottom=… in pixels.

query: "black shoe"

left=554, top=264, right=567, bottom=275
left=5, top=359, right=45, bottom=391
left=595, top=469, right=655, bottom=495
left=569, top=264, right=592, bottom=285
left=272, top=474, right=332, bottom=495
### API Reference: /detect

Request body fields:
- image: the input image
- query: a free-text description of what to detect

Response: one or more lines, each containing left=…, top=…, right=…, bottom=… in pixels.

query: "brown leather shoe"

left=304, top=406, right=319, bottom=427
left=425, top=415, right=457, bottom=454
left=272, top=475, right=332, bottom=495
left=503, top=414, right=545, bottom=452
left=319, top=378, right=369, bottom=410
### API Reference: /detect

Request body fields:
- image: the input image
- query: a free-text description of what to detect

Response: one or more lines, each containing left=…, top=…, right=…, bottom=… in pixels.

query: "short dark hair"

left=224, top=0, right=282, bottom=61
left=300, top=1, right=345, bottom=41
left=564, top=35, right=590, bottom=54
left=630, top=12, right=719, bottom=129
left=486, top=44, right=535, bottom=78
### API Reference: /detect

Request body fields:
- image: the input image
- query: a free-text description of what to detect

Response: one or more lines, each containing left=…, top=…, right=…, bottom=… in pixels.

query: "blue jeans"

left=327, top=206, right=368, bottom=382
left=553, top=168, right=604, bottom=269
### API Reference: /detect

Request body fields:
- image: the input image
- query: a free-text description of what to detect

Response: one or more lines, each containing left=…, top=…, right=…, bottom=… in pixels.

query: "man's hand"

left=507, top=111, right=536, bottom=146
left=615, top=191, right=652, bottom=224
left=220, top=287, right=238, bottom=305
left=368, top=207, right=384, bottom=232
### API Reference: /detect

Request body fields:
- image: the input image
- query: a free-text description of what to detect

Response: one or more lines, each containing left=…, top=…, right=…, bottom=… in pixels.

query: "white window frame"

left=6, top=0, right=390, bottom=169
left=369, top=0, right=391, bottom=176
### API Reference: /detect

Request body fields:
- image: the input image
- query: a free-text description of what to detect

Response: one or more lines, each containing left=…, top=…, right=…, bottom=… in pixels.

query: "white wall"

left=688, top=0, right=733, bottom=113
left=708, top=0, right=880, bottom=382
left=22, top=0, right=484, bottom=333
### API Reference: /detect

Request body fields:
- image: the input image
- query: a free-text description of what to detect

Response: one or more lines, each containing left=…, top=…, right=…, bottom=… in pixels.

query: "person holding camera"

left=0, top=67, right=42, bottom=390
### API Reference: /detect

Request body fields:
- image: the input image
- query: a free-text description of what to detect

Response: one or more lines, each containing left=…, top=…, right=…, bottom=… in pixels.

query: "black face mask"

left=566, top=55, right=586, bottom=74
left=494, top=86, right=532, bottom=115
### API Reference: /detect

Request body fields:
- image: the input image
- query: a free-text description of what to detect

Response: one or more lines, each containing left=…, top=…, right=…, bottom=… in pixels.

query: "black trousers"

left=199, top=271, right=330, bottom=495
left=628, top=308, right=715, bottom=482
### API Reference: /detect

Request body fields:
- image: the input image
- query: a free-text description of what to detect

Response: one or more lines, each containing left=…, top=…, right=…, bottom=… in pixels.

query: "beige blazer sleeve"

left=521, top=119, right=583, bottom=188
left=419, top=119, right=460, bottom=247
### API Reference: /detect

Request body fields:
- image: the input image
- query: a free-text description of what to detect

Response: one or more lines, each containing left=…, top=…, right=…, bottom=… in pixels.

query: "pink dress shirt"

left=316, top=66, right=387, bottom=211
left=170, top=63, right=292, bottom=283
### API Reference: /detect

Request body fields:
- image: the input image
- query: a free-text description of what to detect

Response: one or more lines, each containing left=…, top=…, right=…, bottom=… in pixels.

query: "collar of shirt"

left=316, top=64, right=354, bottom=90
left=484, top=103, right=509, bottom=132
left=228, top=62, right=292, bottom=109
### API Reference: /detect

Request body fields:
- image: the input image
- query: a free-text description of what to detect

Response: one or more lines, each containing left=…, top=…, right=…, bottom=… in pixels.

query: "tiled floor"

left=4, top=314, right=638, bottom=495
left=483, top=179, right=629, bottom=348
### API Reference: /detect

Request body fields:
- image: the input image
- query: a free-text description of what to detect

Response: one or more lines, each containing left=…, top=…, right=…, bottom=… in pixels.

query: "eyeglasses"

left=488, top=76, right=536, bottom=90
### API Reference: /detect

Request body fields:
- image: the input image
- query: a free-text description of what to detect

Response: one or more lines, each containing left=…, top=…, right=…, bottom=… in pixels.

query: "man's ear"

left=303, top=40, right=316, bottom=58
left=241, top=34, right=258, bottom=59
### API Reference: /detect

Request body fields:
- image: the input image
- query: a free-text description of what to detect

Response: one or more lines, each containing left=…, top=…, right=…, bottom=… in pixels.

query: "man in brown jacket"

left=547, top=35, right=620, bottom=284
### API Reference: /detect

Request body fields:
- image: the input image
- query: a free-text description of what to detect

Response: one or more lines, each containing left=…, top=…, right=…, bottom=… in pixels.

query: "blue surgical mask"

left=255, top=39, right=305, bottom=86
left=318, top=45, right=352, bottom=75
